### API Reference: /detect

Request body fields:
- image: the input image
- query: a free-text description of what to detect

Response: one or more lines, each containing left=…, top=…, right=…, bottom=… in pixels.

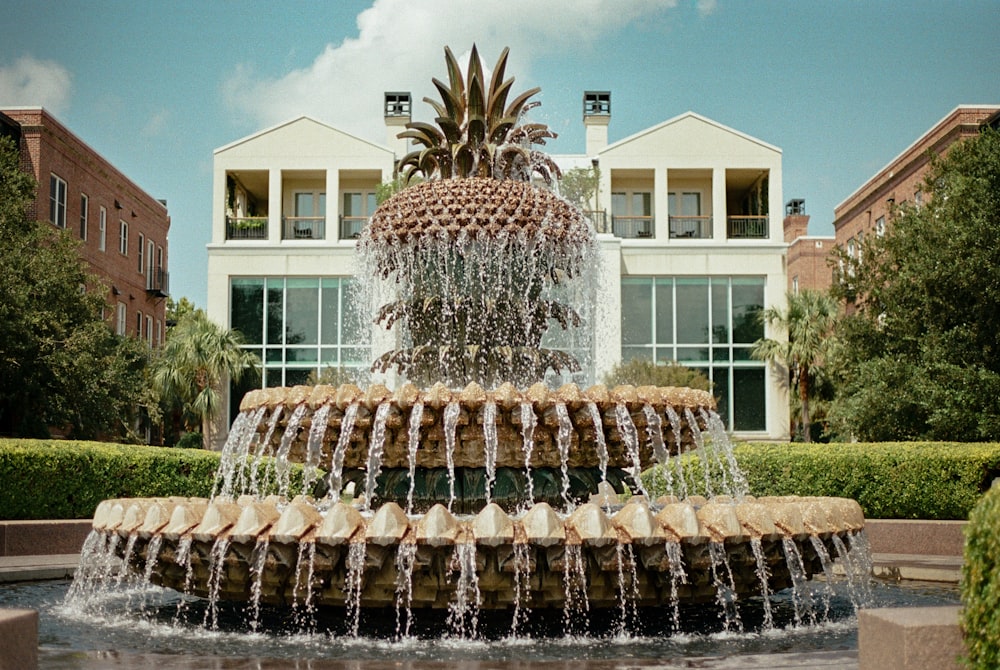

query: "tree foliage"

left=828, top=128, right=1000, bottom=441
left=558, top=166, right=600, bottom=211
left=602, top=358, right=713, bottom=393
left=0, top=136, right=151, bottom=440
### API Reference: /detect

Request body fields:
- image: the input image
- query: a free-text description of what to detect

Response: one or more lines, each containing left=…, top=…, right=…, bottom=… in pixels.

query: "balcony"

left=146, top=268, right=169, bottom=298
left=727, top=216, right=769, bottom=239
left=282, top=216, right=325, bottom=240
left=226, top=216, right=268, bottom=240
left=339, top=216, right=367, bottom=240
left=669, top=216, right=712, bottom=239
left=612, top=216, right=654, bottom=239
left=583, top=210, right=607, bottom=234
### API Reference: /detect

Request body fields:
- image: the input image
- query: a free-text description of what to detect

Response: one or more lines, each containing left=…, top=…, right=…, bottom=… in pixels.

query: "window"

left=914, top=190, right=923, bottom=209
left=668, top=191, right=707, bottom=238
left=146, top=315, right=153, bottom=344
left=620, top=276, right=767, bottom=431
left=119, top=221, right=129, bottom=255
left=99, top=207, right=107, bottom=251
left=610, top=191, right=653, bottom=238
left=80, top=194, right=89, bottom=240
left=875, top=216, right=885, bottom=237
left=340, top=191, right=375, bottom=239
left=137, top=233, right=145, bottom=273
left=230, top=276, right=366, bottom=392
left=856, top=231, right=864, bottom=264
left=116, top=303, right=127, bottom=335
left=156, top=319, right=162, bottom=347
left=49, top=174, right=67, bottom=228
left=136, top=311, right=143, bottom=337
left=846, top=238, right=856, bottom=259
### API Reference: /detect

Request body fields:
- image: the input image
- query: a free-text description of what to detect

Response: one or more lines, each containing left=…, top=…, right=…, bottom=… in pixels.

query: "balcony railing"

left=146, top=268, right=169, bottom=298
left=339, top=216, right=368, bottom=240
left=583, top=209, right=607, bottom=234
left=283, top=216, right=325, bottom=240
left=727, top=215, right=769, bottom=239
left=226, top=216, right=268, bottom=240
left=611, top=216, right=654, bottom=239
left=669, top=215, right=713, bottom=239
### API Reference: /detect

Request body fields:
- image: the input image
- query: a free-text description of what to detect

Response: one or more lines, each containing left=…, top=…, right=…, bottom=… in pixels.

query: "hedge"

left=643, top=442, right=1000, bottom=520
left=961, top=483, right=1000, bottom=669
left=0, top=439, right=221, bottom=520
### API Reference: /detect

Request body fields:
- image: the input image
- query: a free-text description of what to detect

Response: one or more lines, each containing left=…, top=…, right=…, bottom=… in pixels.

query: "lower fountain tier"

left=92, top=494, right=865, bottom=610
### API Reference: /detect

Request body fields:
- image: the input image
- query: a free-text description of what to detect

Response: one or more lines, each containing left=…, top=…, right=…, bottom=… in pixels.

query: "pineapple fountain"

left=73, top=46, right=870, bottom=639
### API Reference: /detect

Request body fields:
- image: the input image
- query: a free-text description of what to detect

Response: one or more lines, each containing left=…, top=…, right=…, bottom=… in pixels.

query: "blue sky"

left=1, top=0, right=997, bottom=308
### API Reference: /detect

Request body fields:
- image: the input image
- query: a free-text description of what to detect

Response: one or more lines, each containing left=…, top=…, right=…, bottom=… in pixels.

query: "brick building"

left=1, top=108, right=170, bottom=344
left=833, top=105, right=1000, bottom=261
left=783, top=199, right=834, bottom=294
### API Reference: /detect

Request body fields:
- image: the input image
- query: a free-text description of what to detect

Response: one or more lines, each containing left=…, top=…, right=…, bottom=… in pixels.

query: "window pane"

left=611, top=192, right=626, bottom=216
left=366, top=193, right=376, bottom=216
left=286, top=347, right=318, bottom=363
left=295, top=193, right=314, bottom=217
left=285, top=278, right=318, bottom=345
left=675, top=278, right=709, bottom=343
left=621, top=346, right=651, bottom=363
left=341, top=279, right=367, bottom=345
left=732, top=278, right=765, bottom=343
left=343, top=193, right=361, bottom=216
left=621, top=279, right=652, bottom=345
left=231, top=278, right=264, bottom=344
left=266, top=278, right=284, bottom=345
left=712, top=278, right=729, bottom=344
left=713, top=367, right=730, bottom=429
left=321, top=279, right=340, bottom=344
left=734, top=367, right=766, bottom=431
left=675, top=347, right=709, bottom=362
left=285, top=369, right=313, bottom=386
left=632, top=192, right=651, bottom=216
left=655, top=278, right=673, bottom=344
left=681, top=192, right=700, bottom=216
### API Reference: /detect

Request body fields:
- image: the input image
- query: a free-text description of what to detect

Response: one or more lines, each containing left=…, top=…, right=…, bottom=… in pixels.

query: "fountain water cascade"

left=73, top=44, right=871, bottom=638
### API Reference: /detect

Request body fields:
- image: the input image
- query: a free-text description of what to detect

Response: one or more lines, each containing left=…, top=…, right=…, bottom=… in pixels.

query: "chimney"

left=384, top=92, right=411, bottom=159
left=783, top=199, right=809, bottom=242
left=583, top=91, right=611, bottom=156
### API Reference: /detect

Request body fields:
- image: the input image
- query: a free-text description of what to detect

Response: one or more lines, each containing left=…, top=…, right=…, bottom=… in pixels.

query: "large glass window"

left=620, top=276, right=766, bottom=431
left=230, top=277, right=367, bottom=393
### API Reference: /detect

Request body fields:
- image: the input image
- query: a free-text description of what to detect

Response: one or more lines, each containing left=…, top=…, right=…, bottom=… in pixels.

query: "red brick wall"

left=3, top=109, right=170, bottom=345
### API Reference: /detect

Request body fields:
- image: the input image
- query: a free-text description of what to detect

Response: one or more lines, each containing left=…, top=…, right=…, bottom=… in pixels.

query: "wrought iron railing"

left=282, top=216, right=325, bottom=240
left=225, top=216, right=268, bottom=240
left=669, top=215, right=713, bottom=239
left=339, top=216, right=367, bottom=240
left=611, top=216, right=654, bottom=239
left=583, top=209, right=607, bottom=234
left=146, top=268, right=169, bottom=297
left=727, top=216, right=769, bottom=239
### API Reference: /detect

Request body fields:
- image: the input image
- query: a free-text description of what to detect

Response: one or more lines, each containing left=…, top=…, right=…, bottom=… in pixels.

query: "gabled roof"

left=214, top=115, right=392, bottom=155
left=602, top=111, right=781, bottom=155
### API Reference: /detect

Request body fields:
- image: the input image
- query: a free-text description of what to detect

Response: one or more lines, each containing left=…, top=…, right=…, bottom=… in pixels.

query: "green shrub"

left=175, top=432, right=204, bottom=449
left=603, top=359, right=712, bottom=392
left=961, top=484, right=1000, bottom=669
left=642, top=442, right=1000, bottom=520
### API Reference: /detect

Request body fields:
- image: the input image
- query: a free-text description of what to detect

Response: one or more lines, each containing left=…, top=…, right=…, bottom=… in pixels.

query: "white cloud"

left=142, top=109, right=170, bottom=137
left=0, top=55, right=72, bottom=114
left=697, top=0, right=718, bottom=17
left=223, top=0, right=678, bottom=144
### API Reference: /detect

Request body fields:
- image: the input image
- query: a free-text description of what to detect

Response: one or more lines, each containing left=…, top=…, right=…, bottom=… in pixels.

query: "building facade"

left=833, top=105, right=1000, bottom=260
left=207, top=96, right=790, bottom=441
left=1, top=108, right=171, bottom=345
left=783, top=199, right=834, bottom=294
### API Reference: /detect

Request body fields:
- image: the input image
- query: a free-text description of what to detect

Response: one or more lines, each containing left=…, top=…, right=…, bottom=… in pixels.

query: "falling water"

left=707, top=541, right=742, bottom=632
left=115, top=534, right=139, bottom=589
left=172, top=536, right=195, bottom=624
left=203, top=537, right=231, bottom=630
left=302, top=403, right=332, bottom=494
left=66, top=531, right=116, bottom=604
left=587, top=402, right=609, bottom=486
left=212, top=407, right=265, bottom=499
left=443, top=402, right=461, bottom=512
left=663, top=406, right=689, bottom=500
left=615, top=403, right=648, bottom=499
left=138, top=535, right=163, bottom=614
left=483, top=401, right=498, bottom=505
left=291, top=542, right=318, bottom=632
left=406, top=402, right=424, bottom=514
left=749, top=537, right=774, bottom=629
left=614, top=543, right=640, bottom=635
left=327, top=402, right=360, bottom=500
left=447, top=542, right=481, bottom=638
left=275, top=403, right=308, bottom=498
left=519, top=402, right=537, bottom=507
left=665, top=540, right=688, bottom=632
left=394, top=542, right=417, bottom=639
left=511, top=542, right=532, bottom=637
left=363, top=402, right=393, bottom=513
left=248, top=538, right=269, bottom=632
left=781, top=536, right=817, bottom=627
left=562, top=544, right=589, bottom=631
left=246, top=406, right=284, bottom=498
left=833, top=532, right=874, bottom=609
left=684, top=407, right=715, bottom=498
left=701, top=408, right=749, bottom=499
left=345, top=541, right=367, bottom=637
left=554, top=403, right=573, bottom=508
left=642, top=404, right=670, bottom=464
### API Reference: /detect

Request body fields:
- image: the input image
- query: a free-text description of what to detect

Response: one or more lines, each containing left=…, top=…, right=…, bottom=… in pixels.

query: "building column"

left=268, top=168, right=282, bottom=243
left=326, top=168, right=340, bottom=241
left=712, top=167, right=727, bottom=242
left=654, top=168, right=669, bottom=241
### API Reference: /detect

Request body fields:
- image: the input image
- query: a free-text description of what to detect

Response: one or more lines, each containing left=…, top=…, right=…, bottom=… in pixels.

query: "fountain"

left=71, top=45, right=869, bottom=638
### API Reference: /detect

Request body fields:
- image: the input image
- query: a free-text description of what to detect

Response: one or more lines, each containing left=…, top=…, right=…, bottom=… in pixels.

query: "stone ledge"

left=858, top=606, right=963, bottom=670
left=0, top=520, right=92, bottom=557
left=0, top=608, right=37, bottom=670
left=865, top=519, right=966, bottom=557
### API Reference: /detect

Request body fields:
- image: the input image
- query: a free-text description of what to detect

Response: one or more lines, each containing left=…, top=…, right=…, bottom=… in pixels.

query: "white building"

left=207, top=93, right=790, bottom=441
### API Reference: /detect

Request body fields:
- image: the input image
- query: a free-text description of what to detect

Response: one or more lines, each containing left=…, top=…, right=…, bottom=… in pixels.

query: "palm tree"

left=151, top=310, right=259, bottom=447
left=751, top=290, right=840, bottom=442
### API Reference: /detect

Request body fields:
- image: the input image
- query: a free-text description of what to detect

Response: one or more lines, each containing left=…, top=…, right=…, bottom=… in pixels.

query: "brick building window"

left=99, top=207, right=107, bottom=252
left=146, top=315, right=153, bottom=344
left=119, top=220, right=128, bottom=255
left=138, top=233, right=145, bottom=273
left=116, top=303, right=127, bottom=336
left=49, top=174, right=67, bottom=228
left=80, top=194, right=89, bottom=240
left=136, top=311, right=142, bottom=338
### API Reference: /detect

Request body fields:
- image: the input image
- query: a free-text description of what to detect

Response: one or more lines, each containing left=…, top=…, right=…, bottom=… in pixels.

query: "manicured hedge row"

left=961, top=483, right=1000, bottom=669
left=0, top=439, right=221, bottom=520
left=643, top=442, right=1000, bottom=520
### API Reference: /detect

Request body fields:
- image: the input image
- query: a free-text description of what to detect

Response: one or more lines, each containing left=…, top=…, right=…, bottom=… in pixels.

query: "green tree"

left=166, top=296, right=198, bottom=326
left=603, top=358, right=712, bottom=392
left=558, top=166, right=600, bottom=211
left=751, top=290, right=840, bottom=442
left=150, top=309, right=259, bottom=447
left=0, top=136, right=151, bottom=439
left=828, top=128, right=1000, bottom=441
